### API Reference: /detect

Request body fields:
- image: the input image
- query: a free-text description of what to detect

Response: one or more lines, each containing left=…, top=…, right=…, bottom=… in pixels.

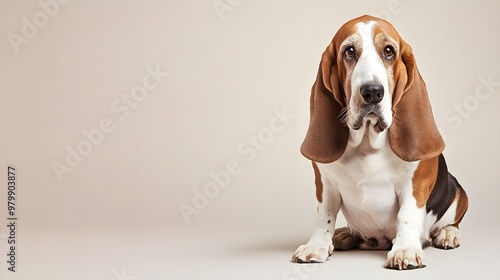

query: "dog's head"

left=301, top=15, right=444, bottom=163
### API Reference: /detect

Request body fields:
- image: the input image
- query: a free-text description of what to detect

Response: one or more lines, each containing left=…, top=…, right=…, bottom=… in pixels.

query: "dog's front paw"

left=386, top=247, right=427, bottom=270
left=292, top=244, right=333, bottom=263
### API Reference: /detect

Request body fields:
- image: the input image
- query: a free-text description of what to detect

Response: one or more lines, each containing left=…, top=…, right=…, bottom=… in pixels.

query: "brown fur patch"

left=312, top=162, right=323, bottom=203
left=412, top=157, right=439, bottom=208
left=453, top=187, right=469, bottom=227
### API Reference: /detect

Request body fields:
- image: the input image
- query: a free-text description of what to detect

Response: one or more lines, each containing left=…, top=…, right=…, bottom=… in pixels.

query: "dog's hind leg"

left=431, top=177, right=468, bottom=250
left=332, top=227, right=362, bottom=251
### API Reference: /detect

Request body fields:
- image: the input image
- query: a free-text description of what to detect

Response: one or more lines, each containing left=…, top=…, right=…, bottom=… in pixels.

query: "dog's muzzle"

left=352, top=104, right=388, bottom=132
left=352, top=83, right=388, bottom=132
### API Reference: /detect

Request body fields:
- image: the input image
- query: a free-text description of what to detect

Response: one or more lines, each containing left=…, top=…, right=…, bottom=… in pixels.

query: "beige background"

left=1, top=0, right=499, bottom=279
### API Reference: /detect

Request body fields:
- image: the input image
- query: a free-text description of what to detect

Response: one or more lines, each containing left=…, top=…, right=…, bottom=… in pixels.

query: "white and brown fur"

left=292, top=15, right=468, bottom=270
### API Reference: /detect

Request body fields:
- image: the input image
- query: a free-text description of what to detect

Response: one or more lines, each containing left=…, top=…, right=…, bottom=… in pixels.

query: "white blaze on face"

left=348, top=21, right=393, bottom=131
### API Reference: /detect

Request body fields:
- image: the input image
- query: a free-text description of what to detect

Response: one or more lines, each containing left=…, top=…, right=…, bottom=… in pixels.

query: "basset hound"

left=292, top=15, right=468, bottom=270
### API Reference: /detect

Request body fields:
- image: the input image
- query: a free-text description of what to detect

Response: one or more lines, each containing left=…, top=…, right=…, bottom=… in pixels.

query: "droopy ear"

left=389, top=41, right=445, bottom=162
left=300, top=44, right=349, bottom=163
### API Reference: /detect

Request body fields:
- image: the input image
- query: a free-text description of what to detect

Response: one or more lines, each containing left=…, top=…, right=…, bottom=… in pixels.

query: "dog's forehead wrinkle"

left=343, top=36, right=356, bottom=45
left=340, top=35, right=360, bottom=51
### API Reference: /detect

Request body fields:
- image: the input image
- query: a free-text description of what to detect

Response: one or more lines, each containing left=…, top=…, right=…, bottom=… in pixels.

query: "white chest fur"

left=317, top=130, right=419, bottom=240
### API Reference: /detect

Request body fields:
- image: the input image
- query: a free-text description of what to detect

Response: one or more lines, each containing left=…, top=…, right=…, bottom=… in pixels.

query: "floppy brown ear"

left=300, top=44, right=349, bottom=163
left=389, top=42, right=445, bottom=162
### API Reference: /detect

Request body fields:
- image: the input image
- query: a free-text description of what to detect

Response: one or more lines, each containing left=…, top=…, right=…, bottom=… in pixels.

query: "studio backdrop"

left=1, top=1, right=499, bottom=279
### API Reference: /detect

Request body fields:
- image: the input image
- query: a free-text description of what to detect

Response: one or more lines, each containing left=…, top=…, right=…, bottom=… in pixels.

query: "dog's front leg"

left=386, top=184, right=427, bottom=270
left=292, top=163, right=341, bottom=263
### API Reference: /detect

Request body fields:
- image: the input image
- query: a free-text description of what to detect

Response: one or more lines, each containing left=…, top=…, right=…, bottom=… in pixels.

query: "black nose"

left=360, top=83, right=384, bottom=104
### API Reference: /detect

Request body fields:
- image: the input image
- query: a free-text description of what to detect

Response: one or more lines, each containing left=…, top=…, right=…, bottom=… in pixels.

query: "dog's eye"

left=344, top=46, right=356, bottom=60
left=384, top=46, right=395, bottom=59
